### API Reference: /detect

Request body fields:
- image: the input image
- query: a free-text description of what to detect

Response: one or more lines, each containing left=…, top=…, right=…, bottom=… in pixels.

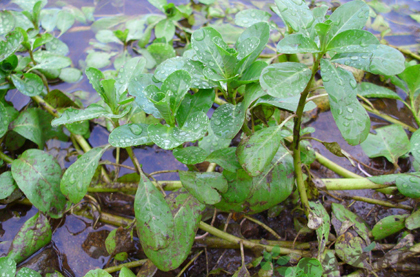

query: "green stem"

left=0, top=150, right=13, bottom=164
left=292, top=54, right=322, bottom=216
left=125, top=146, right=141, bottom=174
left=362, top=103, right=417, bottom=132
left=104, top=259, right=148, bottom=273
left=315, top=152, right=362, bottom=179
left=321, top=178, right=391, bottom=190
left=344, top=194, right=412, bottom=210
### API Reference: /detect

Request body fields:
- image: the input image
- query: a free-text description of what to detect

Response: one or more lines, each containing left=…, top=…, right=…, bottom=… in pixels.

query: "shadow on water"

left=0, top=0, right=419, bottom=275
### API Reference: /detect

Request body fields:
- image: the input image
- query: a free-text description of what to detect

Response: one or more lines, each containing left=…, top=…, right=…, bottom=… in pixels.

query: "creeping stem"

left=292, top=54, right=322, bottom=216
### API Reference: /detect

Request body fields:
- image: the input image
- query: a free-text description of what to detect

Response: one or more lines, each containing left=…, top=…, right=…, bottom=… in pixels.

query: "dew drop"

left=129, top=124, right=142, bottom=135
left=193, top=29, right=205, bottom=41
left=349, top=79, right=357, bottom=89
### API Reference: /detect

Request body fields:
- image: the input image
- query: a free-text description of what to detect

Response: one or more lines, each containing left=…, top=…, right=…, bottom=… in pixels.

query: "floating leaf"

left=11, top=73, right=44, bottom=97
left=173, top=147, right=208, bottom=165
left=179, top=171, right=228, bottom=205
left=277, top=34, right=320, bottom=54
left=372, top=214, right=408, bottom=240
left=61, top=147, right=108, bottom=204
left=235, top=9, right=271, bottom=28
left=260, top=62, right=311, bottom=98
left=321, top=59, right=370, bottom=145
left=86, top=51, right=116, bottom=69
left=11, top=149, right=66, bottom=217
left=7, top=212, right=52, bottom=263
left=211, top=103, right=245, bottom=139
left=0, top=172, right=18, bottom=200
left=59, top=68, right=82, bottom=83
left=361, top=124, right=410, bottom=164
left=135, top=174, right=174, bottom=250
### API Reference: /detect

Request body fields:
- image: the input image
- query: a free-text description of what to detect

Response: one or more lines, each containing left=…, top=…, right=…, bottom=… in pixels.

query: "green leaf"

left=31, top=51, right=72, bottom=71
left=199, top=125, right=231, bottom=154
left=147, top=0, right=167, bottom=12
left=86, top=67, right=106, bottom=102
left=331, top=45, right=405, bottom=76
left=56, top=9, right=75, bottom=35
left=46, top=37, right=69, bottom=56
left=235, top=9, right=271, bottom=28
left=398, top=64, right=420, bottom=99
left=128, top=73, right=162, bottom=118
left=309, top=202, right=330, bottom=259
left=260, top=62, right=312, bottom=98
left=16, top=268, right=42, bottom=277
left=206, top=147, right=242, bottom=172
left=135, top=174, right=174, bottom=250
left=0, top=11, right=15, bottom=35
left=162, top=70, right=192, bottom=116
left=59, top=68, right=82, bottom=83
left=176, top=89, right=214, bottom=128
left=326, top=29, right=379, bottom=53
left=11, top=73, right=44, bottom=97
left=155, top=19, right=175, bottom=41
left=179, top=171, right=228, bottom=205
left=0, top=171, right=18, bottom=200
left=277, top=34, right=320, bottom=54
left=395, top=173, right=420, bottom=198
left=7, top=212, right=52, bottom=263
left=237, top=125, right=285, bottom=177
left=321, top=59, right=370, bottom=145
left=12, top=0, right=47, bottom=11
left=12, top=108, right=65, bottom=148
left=357, top=82, right=402, bottom=100
left=40, top=8, right=59, bottom=32
left=84, top=269, right=112, bottom=277
left=255, top=95, right=316, bottom=113
left=328, top=0, right=370, bottom=39
left=238, top=61, right=268, bottom=84
left=361, top=124, right=410, bottom=164
left=109, top=123, right=152, bottom=147
left=331, top=203, right=370, bottom=242
left=372, top=214, right=408, bottom=240
left=210, top=103, right=245, bottom=139
left=115, top=57, right=146, bottom=98
left=51, top=104, right=130, bottom=126
left=335, top=232, right=370, bottom=269
left=147, top=42, right=176, bottom=65
left=173, top=146, right=208, bottom=164
left=295, top=258, right=323, bottom=277
left=274, top=0, right=314, bottom=37
left=147, top=124, right=181, bottom=149
left=0, top=257, right=16, bottom=276
left=405, top=209, right=420, bottom=230
left=119, top=267, right=136, bottom=277
left=85, top=51, right=115, bottom=69
left=142, top=190, right=205, bottom=271
left=0, top=30, right=24, bottom=62
left=32, top=33, right=54, bottom=50
left=0, top=101, right=10, bottom=138
left=96, top=30, right=121, bottom=44
left=61, top=147, right=108, bottom=204
left=411, top=130, right=420, bottom=164
left=11, top=149, right=66, bottom=217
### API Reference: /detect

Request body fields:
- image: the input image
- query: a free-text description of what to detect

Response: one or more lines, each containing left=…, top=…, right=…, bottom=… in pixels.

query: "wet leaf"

left=119, top=267, right=136, bottom=277
left=326, top=29, right=379, bottom=53
left=277, top=34, right=320, bottom=54
left=147, top=42, right=176, bottom=65
left=210, top=103, right=245, bottom=139
left=7, top=212, right=52, bottom=263
left=12, top=0, right=47, bottom=11
left=46, top=271, right=65, bottom=277
left=173, top=146, right=208, bottom=165
left=61, top=146, right=107, bottom=204
left=309, top=202, right=330, bottom=259
left=254, top=95, right=316, bottom=113
left=237, top=125, right=285, bottom=177
left=328, top=0, right=370, bottom=39
left=358, top=82, right=402, bottom=100
left=11, top=149, right=66, bottom=217
left=321, top=59, right=370, bottom=146
left=332, top=203, right=370, bottom=242
left=0, top=101, right=10, bottom=138
left=405, top=209, right=420, bottom=230
left=398, top=64, right=420, bottom=99
left=260, top=62, right=311, bottom=98
left=331, top=45, right=405, bottom=76
left=0, top=257, right=16, bottom=277
left=135, top=174, right=174, bottom=250
left=162, top=70, right=192, bottom=116
left=31, top=51, right=72, bottom=71
left=0, top=30, right=24, bottom=62
left=411, top=130, right=420, bottom=164
left=206, top=147, right=242, bottom=172
left=0, top=11, right=15, bottom=35
left=274, top=0, right=314, bottom=37
left=372, top=214, right=408, bottom=240
left=395, top=173, right=420, bottom=198
left=335, top=232, right=371, bottom=269
left=59, top=68, right=82, bottom=83
left=51, top=104, right=130, bottom=127
left=199, top=125, right=231, bottom=154
left=128, top=73, right=162, bottom=118
left=321, top=250, right=340, bottom=277
left=361, top=124, right=410, bottom=164
left=155, top=19, right=175, bottom=41
left=16, top=268, right=41, bottom=277
left=0, top=171, right=18, bottom=200
left=12, top=108, right=66, bottom=148
left=179, top=171, right=228, bottom=205
left=235, top=9, right=271, bottom=28
left=176, top=89, right=215, bottom=128
left=56, top=9, right=75, bottom=35
left=115, top=57, right=146, bottom=98
left=84, top=269, right=112, bottom=277
left=40, top=8, right=59, bottom=32
left=147, top=124, right=182, bottom=149
left=11, top=73, right=44, bottom=97
left=109, top=123, right=152, bottom=147
left=85, top=51, right=115, bottom=69
left=142, top=190, right=205, bottom=271
left=46, top=37, right=69, bottom=56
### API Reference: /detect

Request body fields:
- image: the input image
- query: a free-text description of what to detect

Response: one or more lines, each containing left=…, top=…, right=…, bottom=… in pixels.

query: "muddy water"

left=0, top=0, right=419, bottom=275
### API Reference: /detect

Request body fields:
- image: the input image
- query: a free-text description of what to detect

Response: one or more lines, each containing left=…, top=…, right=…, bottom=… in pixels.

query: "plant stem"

left=195, top=237, right=311, bottom=250
left=337, top=193, right=412, bottom=210
left=314, top=152, right=363, bottom=179
left=362, top=103, right=417, bottom=132
left=104, top=259, right=148, bottom=273
left=206, top=163, right=217, bottom=172
left=176, top=251, right=203, bottom=277
left=292, top=54, right=322, bottom=216
left=0, top=150, right=13, bottom=164
left=243, top=215, right=282, bottom=240
left=320, top=178, right=391, bottom=190
left=199, top=222, right=309, bottom=256
left=125, top=146, right=141, bottom=174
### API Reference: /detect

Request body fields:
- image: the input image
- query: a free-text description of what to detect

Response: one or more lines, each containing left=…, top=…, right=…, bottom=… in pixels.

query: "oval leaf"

left=277, top=34, right=320, bottom=54
left=11, top=73, right=45, bottom=96
left=210, top=103, right=245, bottom=139
left=372, top=214, right=408, bottom=240
left=173, top=146, right=208, bottom=165
left=109, top=123, right=152, bottom=147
